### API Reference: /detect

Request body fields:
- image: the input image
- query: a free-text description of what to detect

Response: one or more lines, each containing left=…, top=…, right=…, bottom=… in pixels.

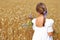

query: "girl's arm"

left=47, top=19, right=54, bottom=36
left=48, top=24, right=55, bottom=36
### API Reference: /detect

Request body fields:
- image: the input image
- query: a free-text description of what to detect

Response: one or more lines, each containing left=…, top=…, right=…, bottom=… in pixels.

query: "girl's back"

left=32, top=18, right=54, bottom=40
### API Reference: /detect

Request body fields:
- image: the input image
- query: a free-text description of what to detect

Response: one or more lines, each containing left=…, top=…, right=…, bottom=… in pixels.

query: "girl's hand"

left=48, top=32, right=53, bottom=36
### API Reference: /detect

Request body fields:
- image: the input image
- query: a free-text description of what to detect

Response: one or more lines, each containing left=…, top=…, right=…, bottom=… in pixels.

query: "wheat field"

left=0, top=0, right=60, bottom=40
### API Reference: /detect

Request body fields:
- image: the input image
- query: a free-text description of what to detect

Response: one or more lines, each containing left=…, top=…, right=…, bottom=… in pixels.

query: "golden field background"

left=0, top=0, right=60, bottom=40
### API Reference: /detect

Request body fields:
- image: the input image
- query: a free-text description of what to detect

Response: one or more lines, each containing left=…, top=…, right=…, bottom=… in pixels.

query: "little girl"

left=32, top=3, right=54, bottom=40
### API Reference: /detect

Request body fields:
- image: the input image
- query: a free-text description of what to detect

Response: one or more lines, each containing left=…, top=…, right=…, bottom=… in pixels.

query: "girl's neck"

left=38, top=14, right=44, bottom=18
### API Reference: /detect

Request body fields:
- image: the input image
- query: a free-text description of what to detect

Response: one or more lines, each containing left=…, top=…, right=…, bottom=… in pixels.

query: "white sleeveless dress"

left=32, top=18, right=54, bottom=40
